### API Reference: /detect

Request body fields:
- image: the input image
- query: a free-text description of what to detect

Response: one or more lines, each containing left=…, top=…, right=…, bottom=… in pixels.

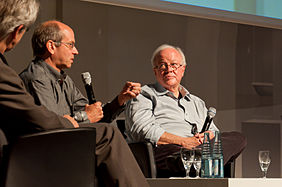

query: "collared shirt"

left=0, top=54, right=72, bottom=142
left=20, top=58, right=124, bottom=123
left=20, top=58, right=87, bottom=118
left=125, top=82, right=218, bottom=145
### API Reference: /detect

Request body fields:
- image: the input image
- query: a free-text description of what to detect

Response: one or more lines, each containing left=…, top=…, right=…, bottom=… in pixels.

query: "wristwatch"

left=73, top=111, right=88, bottom=122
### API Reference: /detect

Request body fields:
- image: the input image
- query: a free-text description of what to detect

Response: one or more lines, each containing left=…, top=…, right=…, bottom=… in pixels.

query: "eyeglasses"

left=155, top=63, right=183, bottom=71
left=55, top=41, right=75, bottom=49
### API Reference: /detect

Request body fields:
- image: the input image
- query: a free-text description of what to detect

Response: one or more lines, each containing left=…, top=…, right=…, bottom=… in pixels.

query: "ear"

left=153, top=68, right=157, bottom=76
left=181, top=65, right=186, bottom=76
left=5, top=25, right=26, bottom=50
left=11, top=25, right=25, bottom=39
left=46, top=40, right=56, bottom=55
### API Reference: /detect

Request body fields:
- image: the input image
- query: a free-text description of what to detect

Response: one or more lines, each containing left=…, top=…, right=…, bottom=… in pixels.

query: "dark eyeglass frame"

left=55, top=41, right=75, bottom=49
left=155, top=63, right=183, bottom=71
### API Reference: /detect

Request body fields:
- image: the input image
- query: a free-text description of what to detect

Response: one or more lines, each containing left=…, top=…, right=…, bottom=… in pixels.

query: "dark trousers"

left=154, top=131, right=247, bottom=178
left=81, top=123, right=149, bottom=187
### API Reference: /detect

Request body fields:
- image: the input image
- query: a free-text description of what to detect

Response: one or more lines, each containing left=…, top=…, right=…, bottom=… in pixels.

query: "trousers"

left=81, top=123, right=149, bottom=187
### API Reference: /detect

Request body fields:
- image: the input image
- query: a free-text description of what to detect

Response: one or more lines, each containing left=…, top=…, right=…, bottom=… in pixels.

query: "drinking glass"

left=180, top=147, right=194, bottom=178
left=193, top=147, right=202, bottom=178
left=258, top=150, right=271, bottom=178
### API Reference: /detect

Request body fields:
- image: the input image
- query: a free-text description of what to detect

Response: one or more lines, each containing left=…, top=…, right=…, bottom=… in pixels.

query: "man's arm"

left=99, top=81, right=141, bottom=123
left=158, top=132, right=201, bottom=149
left=28, top=79, right=66, bottom=115
left=0, top=62, right=75, bottom=132
left=126, top=95, right=201, bottom=148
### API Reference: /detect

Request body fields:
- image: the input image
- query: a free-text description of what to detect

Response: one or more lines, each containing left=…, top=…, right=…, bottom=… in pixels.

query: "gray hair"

left=0, top=0, right=39, bottom=41
left=150, top=44, right=186, bottom=68
left=32, top=21, right=63, bottom=57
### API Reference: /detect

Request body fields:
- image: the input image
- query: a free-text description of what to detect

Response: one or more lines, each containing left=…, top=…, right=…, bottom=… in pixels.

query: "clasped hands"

left=181, top=131, right=214, bottom=149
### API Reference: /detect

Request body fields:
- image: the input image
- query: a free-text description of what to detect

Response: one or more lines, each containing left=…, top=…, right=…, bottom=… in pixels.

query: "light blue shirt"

left=125, top=82, right=218, bottom=145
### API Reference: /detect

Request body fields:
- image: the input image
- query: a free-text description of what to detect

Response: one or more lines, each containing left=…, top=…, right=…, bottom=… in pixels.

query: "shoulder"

left=188, top=93, right=207, bottom=108
left=189, top=93, right=204, bottom=102
left=19, top=61, right=46, bottom=81
left=141, top=84, right=155, bottom=94
left=0, top=60, right=20, bottom=81
left=139, top=84, right=159, bottom=99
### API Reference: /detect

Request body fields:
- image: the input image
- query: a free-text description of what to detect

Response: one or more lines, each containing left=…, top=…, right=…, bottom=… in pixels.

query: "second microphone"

left=81, top=72, right=96, bottom=104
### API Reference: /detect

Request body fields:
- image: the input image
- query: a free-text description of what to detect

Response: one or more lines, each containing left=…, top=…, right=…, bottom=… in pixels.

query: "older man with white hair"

left=125, top=44, right=247, bottom=177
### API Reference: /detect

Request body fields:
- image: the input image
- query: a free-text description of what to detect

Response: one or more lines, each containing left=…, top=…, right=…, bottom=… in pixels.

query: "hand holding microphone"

left=81, top=72, right=103, bottom=123
left=81, top=72, right=96, bottom=104
left=200, top=107, right=216, bottom=133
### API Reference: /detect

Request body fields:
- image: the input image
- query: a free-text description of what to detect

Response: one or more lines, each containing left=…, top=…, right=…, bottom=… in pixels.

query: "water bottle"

left=201, top=132, right=213, bottom=178
left=212, top=131, right=224, bottom=178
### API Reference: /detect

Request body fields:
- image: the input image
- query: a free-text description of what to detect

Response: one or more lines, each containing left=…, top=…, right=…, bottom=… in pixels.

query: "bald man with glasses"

left=20, top=20, right=141, bottom=125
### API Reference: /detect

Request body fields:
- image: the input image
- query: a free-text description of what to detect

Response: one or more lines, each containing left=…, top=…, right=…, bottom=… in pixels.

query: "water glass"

left=180, top=147, right=194, bottom=178
left=258, top=150, right=271, bottom=178
left=193, top=147, right=202, bottom=178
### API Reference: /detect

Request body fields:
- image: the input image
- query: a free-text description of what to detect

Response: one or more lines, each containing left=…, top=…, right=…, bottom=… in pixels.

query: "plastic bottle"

left=201, top=132, right=213, bottom=178
left=212, top=131, right=224, bottom=178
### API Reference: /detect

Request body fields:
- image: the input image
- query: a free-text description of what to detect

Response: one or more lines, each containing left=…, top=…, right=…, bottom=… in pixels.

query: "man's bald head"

left=32, top=20, right=73, bottom=57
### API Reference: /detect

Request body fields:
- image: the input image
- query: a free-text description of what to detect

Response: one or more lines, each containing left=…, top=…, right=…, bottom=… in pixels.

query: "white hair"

left=150, top=44, right=186, bottom=68
left=0, top=0, right=39, bottom=40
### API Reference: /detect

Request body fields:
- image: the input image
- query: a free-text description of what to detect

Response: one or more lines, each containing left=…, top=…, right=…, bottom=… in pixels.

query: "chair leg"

left=224, top=160, right=236, bottom=178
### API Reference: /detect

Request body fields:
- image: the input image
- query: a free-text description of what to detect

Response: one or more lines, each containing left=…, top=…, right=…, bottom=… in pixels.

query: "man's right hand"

left=158, top=132, right=201, bottom=150
left=180, top=136, right=202, bottom=149
left=85, top=101, right=104, bottom=123
left=63, top=115, right=79, bottom=128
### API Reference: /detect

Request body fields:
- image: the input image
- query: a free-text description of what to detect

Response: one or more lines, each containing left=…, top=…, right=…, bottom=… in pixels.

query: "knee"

left=231, top=131, right=247, bottom=150
left=222, top=131, right=247, bottom=150
left=234, top=131, right=247, bottom=148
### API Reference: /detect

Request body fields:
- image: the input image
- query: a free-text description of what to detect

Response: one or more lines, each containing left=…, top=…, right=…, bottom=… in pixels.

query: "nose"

left=165, top=64, right=174, bottom=72
left=73, top=46, right=79, bottom=55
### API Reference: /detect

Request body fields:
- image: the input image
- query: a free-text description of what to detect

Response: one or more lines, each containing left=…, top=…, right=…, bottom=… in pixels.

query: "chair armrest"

left=129, top=142, right=157, bottom=178
left=1, top=128, right=96, bottom=187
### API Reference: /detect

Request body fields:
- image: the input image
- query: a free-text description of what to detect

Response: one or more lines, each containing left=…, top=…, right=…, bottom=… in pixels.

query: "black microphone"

left=200, top=107, right=216, bottom=133
left=81, top=72, right=96, bottom=104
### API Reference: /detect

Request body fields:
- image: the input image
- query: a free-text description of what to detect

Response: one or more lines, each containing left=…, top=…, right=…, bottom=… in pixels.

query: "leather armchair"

left=0, top=128, right=96, bottom=187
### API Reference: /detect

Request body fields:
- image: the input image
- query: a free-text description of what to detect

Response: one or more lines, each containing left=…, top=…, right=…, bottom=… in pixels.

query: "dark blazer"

left=0, top=53, right=72, bottom=142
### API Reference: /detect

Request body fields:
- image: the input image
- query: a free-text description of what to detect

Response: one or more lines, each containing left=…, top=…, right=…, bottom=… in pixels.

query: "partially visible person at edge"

left=0, top=0, right=149, bottom=186
left=125, top=44, right=247, bottom=177
left=20, top=20, right=141, bottom=125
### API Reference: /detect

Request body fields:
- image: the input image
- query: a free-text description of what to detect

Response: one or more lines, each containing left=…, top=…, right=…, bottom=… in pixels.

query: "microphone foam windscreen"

left=81, top=72, right=91, bottom=85
left=208, top=107, right=216, bottom=118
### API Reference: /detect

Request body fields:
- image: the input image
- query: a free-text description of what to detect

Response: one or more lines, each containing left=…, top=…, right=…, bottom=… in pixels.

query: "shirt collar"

left=33, top=57, right=67, bottom=83
left=0, top=53, right=8, bottom=66
left=153, top=82, right=191, bottom=100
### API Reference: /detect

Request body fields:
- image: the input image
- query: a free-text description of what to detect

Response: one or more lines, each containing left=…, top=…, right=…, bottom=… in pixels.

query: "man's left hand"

left=117, top=81, right=141, bottom=106
left=195, top=130, right=215, bottom=144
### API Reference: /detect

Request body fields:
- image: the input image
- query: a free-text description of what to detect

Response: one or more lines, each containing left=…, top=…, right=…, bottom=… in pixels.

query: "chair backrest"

left=116, top=119, right=157, bottom=178
left=128, top=142, right=157, bottom=178
left=1, top=128, right=96, bottom=187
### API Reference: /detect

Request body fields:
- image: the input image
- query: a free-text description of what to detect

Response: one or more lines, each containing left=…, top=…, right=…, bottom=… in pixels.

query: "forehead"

left=61, top=27, right=75, bottom=41
left=156, top=48, right=182, bottom=63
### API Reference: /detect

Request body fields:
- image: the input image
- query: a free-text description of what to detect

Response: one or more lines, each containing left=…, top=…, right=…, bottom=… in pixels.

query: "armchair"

left=0, top=128, right=96, bottom=187
left=116, top=120, right=157, bottom=178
